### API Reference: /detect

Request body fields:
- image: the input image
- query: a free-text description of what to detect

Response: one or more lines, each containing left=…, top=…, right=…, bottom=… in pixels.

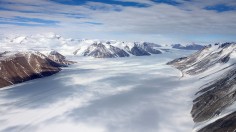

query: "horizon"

left=1, top=32, right=232, bottom=46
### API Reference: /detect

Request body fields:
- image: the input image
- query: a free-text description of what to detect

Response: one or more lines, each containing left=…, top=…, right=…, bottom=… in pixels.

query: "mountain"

left=47, top=50, right=76, bottom=65
left=0, top=51, right=72, bottom=88
left=168, top=42, right=236, bottom=132
left=74, top=42, right=130, bottom=58
left=171, top=43, right=204, bottom=50
left=1, top=33, right=163, bottom=58
left=73, top=41, right=162, bottom=58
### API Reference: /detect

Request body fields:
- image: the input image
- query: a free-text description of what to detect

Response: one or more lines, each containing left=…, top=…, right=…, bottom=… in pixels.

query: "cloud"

left=0, top=0, right=236, bottom=44
left=0, top=54, right=196, bottom=132
left=0, top=16, right=59, bottom=26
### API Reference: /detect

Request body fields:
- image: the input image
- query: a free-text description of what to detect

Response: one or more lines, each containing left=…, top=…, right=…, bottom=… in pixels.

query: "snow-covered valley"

left=1, top=33, right=236, bottom=131
left=0, top=51, right=198, bottom=132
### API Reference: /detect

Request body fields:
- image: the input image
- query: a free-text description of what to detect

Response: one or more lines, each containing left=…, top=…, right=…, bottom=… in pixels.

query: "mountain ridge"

left=0, top=50, right=74, bottom=88
left=168, top=42, right=236, bottom=132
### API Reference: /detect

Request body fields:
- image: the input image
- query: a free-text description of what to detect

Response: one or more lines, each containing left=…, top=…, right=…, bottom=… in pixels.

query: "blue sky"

left=0, top=0, right=236, bottom=44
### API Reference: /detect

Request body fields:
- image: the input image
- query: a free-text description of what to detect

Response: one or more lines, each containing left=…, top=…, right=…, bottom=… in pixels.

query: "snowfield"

left=0, top=50, right=198, bottom=132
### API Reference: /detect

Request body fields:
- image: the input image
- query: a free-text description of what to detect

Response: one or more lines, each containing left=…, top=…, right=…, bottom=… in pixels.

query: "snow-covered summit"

left=73, top=40, right=163, bottom=58
left=0, top=33, right=164, bottom=58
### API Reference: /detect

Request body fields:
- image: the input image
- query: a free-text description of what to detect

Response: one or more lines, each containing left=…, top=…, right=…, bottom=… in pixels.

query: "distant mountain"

left=171, top=43, right=204, bottom=50
left=168, top=42, right=236, bottom=132
left=74, top=42, right=130, bottom=58
left=73, top=41, right=162, bottom=58
left=0, top=51, right=73, bottom=88
left=1, top=33, right=163, bottom=58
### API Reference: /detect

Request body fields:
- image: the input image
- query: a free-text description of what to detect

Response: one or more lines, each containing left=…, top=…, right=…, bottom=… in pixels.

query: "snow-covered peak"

left=1, top=32, right=165, bottom=57
left=0, top=32, right=192, bottom=58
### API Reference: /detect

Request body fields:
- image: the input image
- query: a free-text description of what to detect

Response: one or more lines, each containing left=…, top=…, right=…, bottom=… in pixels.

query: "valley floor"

left=0, top=51, right=197, bottom=132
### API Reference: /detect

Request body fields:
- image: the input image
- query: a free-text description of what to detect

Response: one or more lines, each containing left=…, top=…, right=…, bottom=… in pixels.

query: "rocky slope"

left=168, top=42, right=236, bottom=132
left=198, top=111, right=236, bottom=132
left=0, top=51, right=71, bottom=88
left=47, top=50, right=76, bottom=65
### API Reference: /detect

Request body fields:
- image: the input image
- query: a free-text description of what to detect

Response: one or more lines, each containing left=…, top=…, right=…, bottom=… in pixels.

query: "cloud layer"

left=0, top=52, right=197, bottom=132
left=0, top=0, right=236, bottom=44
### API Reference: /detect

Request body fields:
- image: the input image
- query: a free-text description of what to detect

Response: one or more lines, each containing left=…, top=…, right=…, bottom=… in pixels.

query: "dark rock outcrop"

left=130, top=45, right=151, bottom=56
left=140, top=42, right=162, bottom=54
left=109, top=45, right=130, bottom=57
left=48, top=50, right=76, bottom=66
left=198, top=111, right=236, bottom=132
left=192, top=68, right=236, bottom=123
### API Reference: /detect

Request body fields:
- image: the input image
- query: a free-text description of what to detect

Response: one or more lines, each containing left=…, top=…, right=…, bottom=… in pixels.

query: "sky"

left=0, top=0, right=236, bottom=44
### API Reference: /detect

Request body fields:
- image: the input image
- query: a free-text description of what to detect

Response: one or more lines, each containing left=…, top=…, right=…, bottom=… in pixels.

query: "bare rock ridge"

left=198, top=111, right=236, bottom=132
left=167, top=43, right=234, bottom=75
left=82, top=43, right=124, bottom=58
left=48, top=50, right=76, bottom=65
left=167, top=42, right=236, bottom=132
left=0, top=51, right=73, bottom=88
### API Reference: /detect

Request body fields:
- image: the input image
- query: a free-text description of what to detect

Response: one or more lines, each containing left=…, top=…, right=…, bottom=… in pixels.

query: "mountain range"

left=1, top=33, right=203, bottom=58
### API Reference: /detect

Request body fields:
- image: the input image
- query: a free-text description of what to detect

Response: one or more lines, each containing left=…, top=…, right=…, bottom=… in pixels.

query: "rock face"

left=74, top=41, right=162, bottom=58
left=191, top=68, right=236, bottom=122
left=139, top=42, right=162, bottom=54
left=82, top=43, right=117, bottom=58
left=168, top=42, right=236, bottom=132
left=0, top=51, right=62, bottom=88
left=129, top=45, right=151, bottom=56
left=48, top=50, right=76, bottom=66
left=167, top=44, right=232, bottom=75
left=198, top=111, right=236, bottom=132
left=109, top=45, right=130, bottom=57
left=171, top=43, right=204, bottom=50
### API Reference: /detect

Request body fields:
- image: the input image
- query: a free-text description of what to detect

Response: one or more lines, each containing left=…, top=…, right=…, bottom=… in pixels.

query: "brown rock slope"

left=47, top=50, right=76, bottom=66
left=0, top=51, right=62, bottom=88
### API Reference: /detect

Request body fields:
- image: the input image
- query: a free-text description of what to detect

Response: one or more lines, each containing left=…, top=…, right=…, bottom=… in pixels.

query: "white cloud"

left=0, top=0, right=236, bottom=44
